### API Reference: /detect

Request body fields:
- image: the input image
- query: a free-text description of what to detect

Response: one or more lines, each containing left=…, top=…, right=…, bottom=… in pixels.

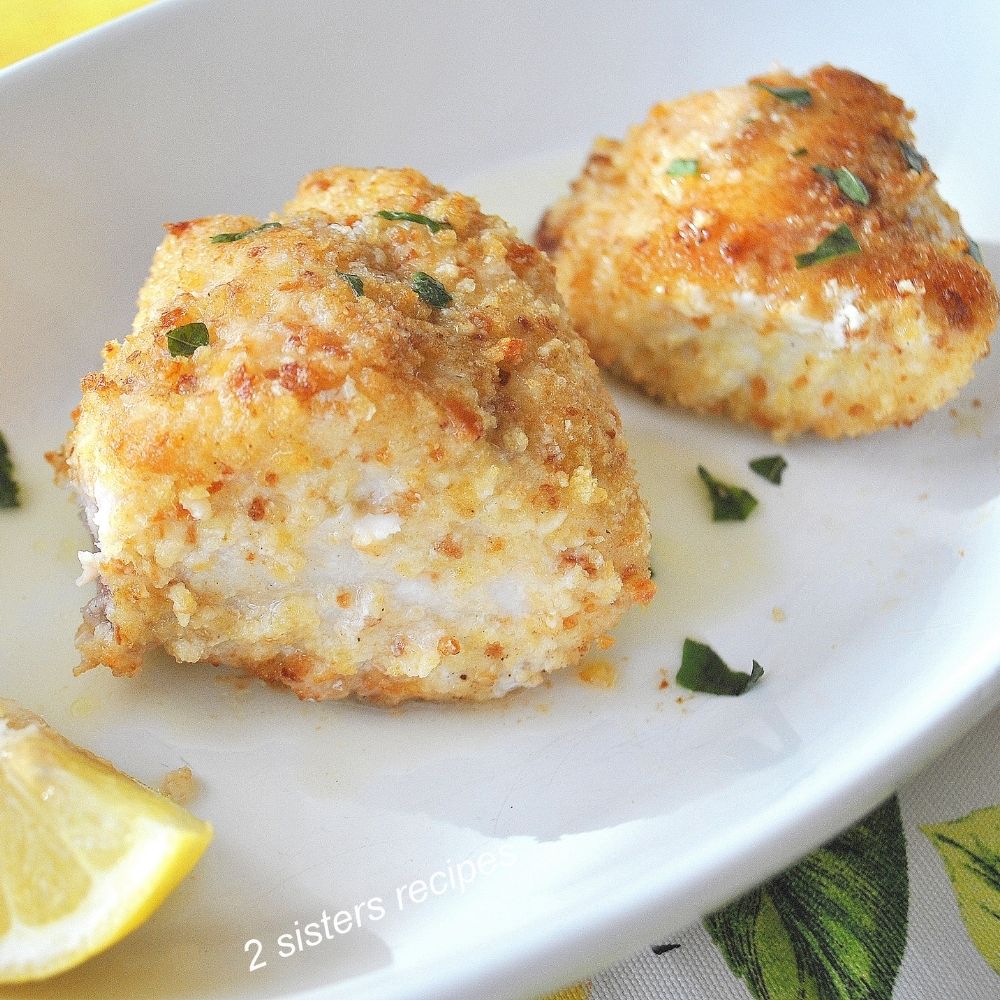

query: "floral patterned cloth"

left=545, top=708, right=1000, bottom=1000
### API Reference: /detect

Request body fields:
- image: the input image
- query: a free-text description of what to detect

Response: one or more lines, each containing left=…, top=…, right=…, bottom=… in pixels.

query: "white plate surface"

left=1, top=2, right=999, bottom=998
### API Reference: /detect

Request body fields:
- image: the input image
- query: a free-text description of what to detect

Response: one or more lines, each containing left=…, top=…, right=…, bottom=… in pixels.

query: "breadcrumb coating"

left=56, top=167, right=653, bottom=703
left=538, top=65, right=998, bottom=439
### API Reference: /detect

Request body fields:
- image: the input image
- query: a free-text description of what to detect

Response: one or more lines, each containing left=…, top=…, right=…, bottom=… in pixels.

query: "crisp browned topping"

left=540, top=66, right=998, bottom=438
left=60, top=167, right=653, bottom=703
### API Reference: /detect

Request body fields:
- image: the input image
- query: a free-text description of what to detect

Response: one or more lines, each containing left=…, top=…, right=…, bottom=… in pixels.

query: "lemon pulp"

left=0, top=700, right=212, bottom=983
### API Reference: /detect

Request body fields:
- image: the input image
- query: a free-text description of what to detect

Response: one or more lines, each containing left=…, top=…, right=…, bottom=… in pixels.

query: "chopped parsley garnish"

left=899, top=140, right=927, bottom=174
left=677, top=639, right=764, bottom=696
left=966, top=238, right=984, bottom=266
left=376, top=210, right=450, bottom=234
left=832, top=167, right=870, bottom=206
left=209, top=222, right=282, bottom=243
left=791, top=147, right=808, bottom=157
left=749, top=454, right=787, bottom=484
left=166, top=322, right=210, bottom=357
left=697, top=465, right=758, bottom=521
left=814, top=165, right=870, bottom=206
left=0, top=433, right=20, bottom=508
left=667, top=158, right=699, bottom=177
left=795, top=224, right=861, bottom=269
left=337, top=271, right=364, bottom=296
left=754, top=83, right=812, bottom=108
left=411, top=271, right=452, bottom=308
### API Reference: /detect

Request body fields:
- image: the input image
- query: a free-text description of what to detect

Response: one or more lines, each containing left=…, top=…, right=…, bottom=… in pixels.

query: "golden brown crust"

left=539, top=65, right=998, bottom=438
left=60, top=167, right=653, bottom=703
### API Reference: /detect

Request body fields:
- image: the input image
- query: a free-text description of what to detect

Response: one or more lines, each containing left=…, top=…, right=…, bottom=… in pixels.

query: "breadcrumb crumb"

left=577, top=659, right=618, bottom=688
left=160, top=765, right=196, bottom=806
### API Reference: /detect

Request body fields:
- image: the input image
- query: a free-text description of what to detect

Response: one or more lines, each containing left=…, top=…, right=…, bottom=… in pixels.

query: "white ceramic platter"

left=1, top=2, right=998, bottom=998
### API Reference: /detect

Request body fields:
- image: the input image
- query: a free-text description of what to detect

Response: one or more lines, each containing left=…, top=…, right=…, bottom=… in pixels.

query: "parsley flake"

left=791, top=147, right=808, bottom=157
left=697, top=465, right=758, bottom=522
left=899, top=140, right=927, bottom=174
left=677, top=639, right=764, bottom=696
left=166, top=322, right=210, bottom=357
left=667, top=158, right=699, bottom=177
left=754, top=83, right=812, bottom=108
left=795, top=224, right=861, bottom=269
left=814, top=165, right=870, bottom=205
left=749, top=454, right=787, bottom=484
left=0, top=433, right=20, bottom=509
left=832, top=167, right=870, bottom=206
left=337, top=271, right=364, bottom=296
left=209, top=222, right=282, bottom=243
left=376, top=210, right=450, bottom=234
left=411, top=271, right=452, bottom=308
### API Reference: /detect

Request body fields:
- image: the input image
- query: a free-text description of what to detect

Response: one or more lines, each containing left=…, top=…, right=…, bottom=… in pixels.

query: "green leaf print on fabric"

left=922, top=804, right=1000, bottom=974
left=705, top=797, right=908, bottom=1000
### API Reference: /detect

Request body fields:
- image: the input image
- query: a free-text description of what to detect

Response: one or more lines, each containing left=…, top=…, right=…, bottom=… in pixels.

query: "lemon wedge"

left=0, top=700, right=212, bottom=983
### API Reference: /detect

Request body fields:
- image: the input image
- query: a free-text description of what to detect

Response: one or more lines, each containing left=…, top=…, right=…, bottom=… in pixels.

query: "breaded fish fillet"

left=55, top=167, right=653, bottom=704
left=538, top=65, right=998, bottom=438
